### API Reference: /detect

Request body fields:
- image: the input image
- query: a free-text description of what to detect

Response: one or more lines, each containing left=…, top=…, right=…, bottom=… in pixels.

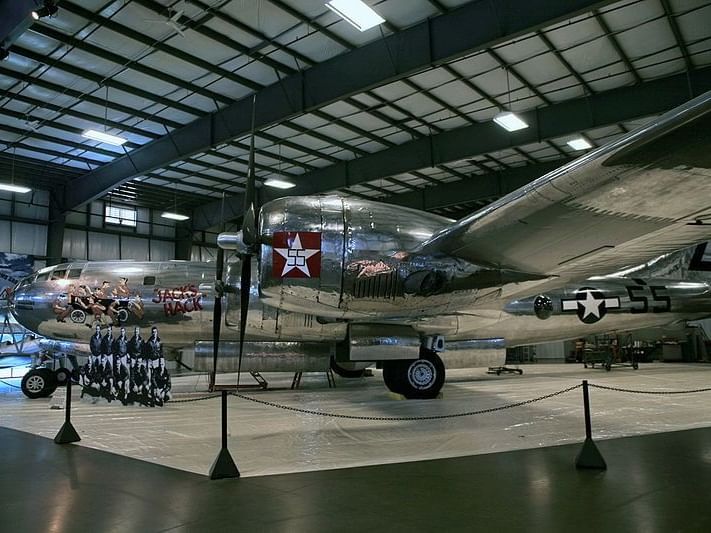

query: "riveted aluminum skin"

left=258, top=195, right=485, bottom=321
left=259, top=196, right=347, bottom=317
left=193, top=341, right=332, bottom=372
left=225, top=257, right=347, bottom=342
left=11, top=261, right=216, bottom=347
left=347, top=324, right=422, bottom=361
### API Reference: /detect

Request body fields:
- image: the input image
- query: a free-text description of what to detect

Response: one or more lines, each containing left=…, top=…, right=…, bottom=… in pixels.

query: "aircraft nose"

left=10, top=280, right=32, bottom=314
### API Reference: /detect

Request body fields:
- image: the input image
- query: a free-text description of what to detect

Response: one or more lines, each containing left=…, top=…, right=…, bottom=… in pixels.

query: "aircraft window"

left=36, top=272, right=50, bottom=282
left=51, top=270, right=67, bottom=280
left=67, top=268, right=83, bottom=279
left=143, top=276, right=156, bottom=286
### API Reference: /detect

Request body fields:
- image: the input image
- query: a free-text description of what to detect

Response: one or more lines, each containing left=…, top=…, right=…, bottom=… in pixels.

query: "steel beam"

left=61, top=0, right=615, bottom=212
left=0, top=0, right=35, bottom=49
left=191, top=66, right=711, bottom=230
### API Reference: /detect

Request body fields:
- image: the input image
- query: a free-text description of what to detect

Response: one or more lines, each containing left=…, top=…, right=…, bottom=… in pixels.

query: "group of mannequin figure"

left=80, top=324, right=171, bottom=407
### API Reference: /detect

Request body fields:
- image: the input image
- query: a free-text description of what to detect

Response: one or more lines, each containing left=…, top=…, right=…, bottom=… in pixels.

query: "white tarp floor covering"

left=1, top=363, right=711, bottom=478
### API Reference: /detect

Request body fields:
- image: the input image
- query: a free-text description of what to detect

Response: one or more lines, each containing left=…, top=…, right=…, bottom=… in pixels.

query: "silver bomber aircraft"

left=9, top=89, right=711, bottom=399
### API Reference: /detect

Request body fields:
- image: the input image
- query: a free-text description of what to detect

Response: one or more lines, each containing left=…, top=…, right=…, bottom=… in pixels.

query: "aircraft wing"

left=417, top=89, right=711, bottom=291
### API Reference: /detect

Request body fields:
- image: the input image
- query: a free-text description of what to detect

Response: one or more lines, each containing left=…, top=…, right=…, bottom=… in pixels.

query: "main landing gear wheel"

left=21, top=368, right=58, bottom=399
left=383, top=350, right=445, bottom=399
left=330, top=357, right=367, bottom=378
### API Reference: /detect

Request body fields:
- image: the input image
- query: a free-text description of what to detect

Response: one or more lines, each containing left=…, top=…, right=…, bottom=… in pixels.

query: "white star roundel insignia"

left=272, top=231, right=322, bottom=279
left=561, top=287, right=620, bottom=324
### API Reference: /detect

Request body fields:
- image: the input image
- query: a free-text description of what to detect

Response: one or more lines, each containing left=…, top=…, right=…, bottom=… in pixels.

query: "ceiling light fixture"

left=567, top=137, right=593, bottom=150
left=161, top=212, right=190, bottom=221
left=325, top=0, right=385, bottom=32
left=82, top=129, right=127, bottom=146
left=0, top=183, right=31, bottom=194
left=3, top=147, right=31, bottom=194
left=264, top=179, right=296, bottom=190
left=32, top=1, right=59, bottom=20
left=493, top=111, right=528, bottom=132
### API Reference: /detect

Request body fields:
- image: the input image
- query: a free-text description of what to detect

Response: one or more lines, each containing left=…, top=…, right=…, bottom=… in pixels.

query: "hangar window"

left=105, top=204, right=137, bottom=227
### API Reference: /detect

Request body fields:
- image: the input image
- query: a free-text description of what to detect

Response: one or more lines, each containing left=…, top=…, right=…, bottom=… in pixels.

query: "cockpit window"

left=67, top=268, right=83, bottom=279
left=36, top=272, right=50, bottom=282
left=51, top=270, right=67, bottom=280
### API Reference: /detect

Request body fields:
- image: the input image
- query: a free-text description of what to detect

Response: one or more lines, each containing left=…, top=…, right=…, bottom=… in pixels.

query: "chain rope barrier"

left=227, top=384, right=582, bottom=421
left=168, top=394, right=221, bottom=403
left=588, top=383, right=711, bottom=395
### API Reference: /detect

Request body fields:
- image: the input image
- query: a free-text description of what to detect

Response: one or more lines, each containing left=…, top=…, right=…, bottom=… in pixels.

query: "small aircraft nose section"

left=9, top=276, right=39, bottom=330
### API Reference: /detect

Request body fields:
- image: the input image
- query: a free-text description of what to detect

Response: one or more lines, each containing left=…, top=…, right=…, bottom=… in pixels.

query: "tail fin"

left=689, top=242, right=711, bottom=273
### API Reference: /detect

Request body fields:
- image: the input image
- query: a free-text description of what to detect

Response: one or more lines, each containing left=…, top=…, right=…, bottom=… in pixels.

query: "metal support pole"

left=575, top=380, right=607, bottom=470
left=582, top=379, right=592, bottom=440
left=221, top=390, right=228, bottom=449
left=209, top=390, right=240, bottom=480
left=54, top=378, right=81, bottom=444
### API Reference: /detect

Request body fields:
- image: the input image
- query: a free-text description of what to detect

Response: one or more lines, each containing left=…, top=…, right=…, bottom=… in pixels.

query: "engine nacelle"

left=257, top=196, right=456, bottom=319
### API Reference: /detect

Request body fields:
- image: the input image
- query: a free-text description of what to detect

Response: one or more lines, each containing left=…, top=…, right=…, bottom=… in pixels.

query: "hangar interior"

left=1, top=0, right=711, bottom=530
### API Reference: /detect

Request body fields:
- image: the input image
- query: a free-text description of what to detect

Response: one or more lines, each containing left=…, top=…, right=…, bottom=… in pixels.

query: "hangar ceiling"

left=0, top=0, right=710, bottom=229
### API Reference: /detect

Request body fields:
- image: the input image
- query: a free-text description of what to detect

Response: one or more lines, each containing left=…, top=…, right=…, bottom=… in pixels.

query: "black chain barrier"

left=227, top=384, right=582, bottom=421
left=168, top=394, right=221, bottom=403
left=589, top=383, right=711, bottom=395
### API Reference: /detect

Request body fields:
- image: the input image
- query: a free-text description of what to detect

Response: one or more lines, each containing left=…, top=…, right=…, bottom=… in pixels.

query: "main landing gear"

left=382, top=349, right=445, bottom=399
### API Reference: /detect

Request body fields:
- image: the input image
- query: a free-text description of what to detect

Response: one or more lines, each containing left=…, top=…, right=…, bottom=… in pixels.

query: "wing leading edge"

left=417, top=90, right=711, bottom=286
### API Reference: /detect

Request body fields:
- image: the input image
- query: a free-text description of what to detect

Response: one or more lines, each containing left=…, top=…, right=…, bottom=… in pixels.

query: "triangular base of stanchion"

left=575, top=438, right=607, bottom=470
left=54, top=422, right=81, bottom=444
left=209, top=447, right=240, bottom=480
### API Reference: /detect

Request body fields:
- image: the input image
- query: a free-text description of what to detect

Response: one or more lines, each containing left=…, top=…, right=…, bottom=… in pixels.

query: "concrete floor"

left=2, top=363, right=711, bottom=477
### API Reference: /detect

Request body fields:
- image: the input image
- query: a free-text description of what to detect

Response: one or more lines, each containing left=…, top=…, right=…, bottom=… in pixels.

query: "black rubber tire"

left=21, top=368, right=57, bottom=399
left=330, top=357, right=367, bottom=378
left=382, top=361, right=404, bottom=394
left=399, top=351, right=445, bottom=400
left=55, top=368, right=71, bottom=385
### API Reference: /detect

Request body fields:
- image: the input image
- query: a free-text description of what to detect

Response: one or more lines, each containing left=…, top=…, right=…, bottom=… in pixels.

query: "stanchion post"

left=54, top=378, right=81, bottom=444
left=575, top=380, right=607, bottom=470
left=209, top=390, right=240, bottom=480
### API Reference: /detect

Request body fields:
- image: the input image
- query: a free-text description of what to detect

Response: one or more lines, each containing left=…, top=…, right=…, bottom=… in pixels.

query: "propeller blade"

left=237, top=253, right=251, bottom=388
left=211, top=247, right=224, bottom=391
left=242, top=94, right=258, bottom=248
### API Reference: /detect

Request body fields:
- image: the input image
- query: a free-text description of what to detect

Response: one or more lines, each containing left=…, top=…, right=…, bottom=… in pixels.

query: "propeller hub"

left=217, top=231, right=249, bottom=254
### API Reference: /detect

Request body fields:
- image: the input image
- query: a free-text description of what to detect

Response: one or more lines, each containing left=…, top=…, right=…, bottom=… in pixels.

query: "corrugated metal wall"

left=0, top=193, right=185, bottom=266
